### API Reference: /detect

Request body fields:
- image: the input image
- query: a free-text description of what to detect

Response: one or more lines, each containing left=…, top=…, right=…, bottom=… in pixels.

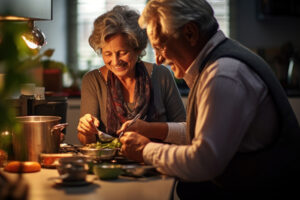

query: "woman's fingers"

left=78, top=114, right=98, bottom=135
left=116, top=120, right=132, bottom=135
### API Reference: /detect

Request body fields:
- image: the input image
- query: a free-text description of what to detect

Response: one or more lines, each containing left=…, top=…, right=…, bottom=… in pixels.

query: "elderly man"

left=119, top=0, right=300, bottom=198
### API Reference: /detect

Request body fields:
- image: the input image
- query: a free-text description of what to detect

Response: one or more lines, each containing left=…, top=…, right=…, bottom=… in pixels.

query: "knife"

left=119, top=113, right=142, bottom=138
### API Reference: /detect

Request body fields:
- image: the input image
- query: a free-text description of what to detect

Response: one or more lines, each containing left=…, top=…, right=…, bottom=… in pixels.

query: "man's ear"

left=182, top=22, right=199, bottom=46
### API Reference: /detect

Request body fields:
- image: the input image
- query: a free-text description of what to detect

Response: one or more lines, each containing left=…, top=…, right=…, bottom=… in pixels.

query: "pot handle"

left=51, top=123, right=69, bottom=133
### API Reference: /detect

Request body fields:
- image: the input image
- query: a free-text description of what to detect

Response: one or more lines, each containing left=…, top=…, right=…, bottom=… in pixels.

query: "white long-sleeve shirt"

left=142, top=31, right=279, bottom=181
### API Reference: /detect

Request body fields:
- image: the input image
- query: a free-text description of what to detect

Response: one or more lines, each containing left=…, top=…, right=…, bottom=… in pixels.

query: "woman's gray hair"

left=139, top=0, right=219, bottom=39
left=89, top=5, right=147, bottom=58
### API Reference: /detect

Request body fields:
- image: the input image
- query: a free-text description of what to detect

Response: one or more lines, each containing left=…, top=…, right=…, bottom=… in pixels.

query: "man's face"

left=146, top=23, right=189, bottom=79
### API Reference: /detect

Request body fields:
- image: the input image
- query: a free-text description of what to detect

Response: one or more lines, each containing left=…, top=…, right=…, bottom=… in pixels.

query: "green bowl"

left=93, top=163, right=123, bottom=180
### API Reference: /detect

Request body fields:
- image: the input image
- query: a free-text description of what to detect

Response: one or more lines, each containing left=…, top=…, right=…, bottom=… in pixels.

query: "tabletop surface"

left=1, top=168, right=175, bottom=200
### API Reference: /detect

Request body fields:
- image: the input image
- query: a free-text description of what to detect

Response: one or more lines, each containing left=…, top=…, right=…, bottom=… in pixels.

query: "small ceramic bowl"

left=40, top=153, right=73, bottom=168
left=93, top=163, right=123, bottom=180
left=121, top=165, right=156, bottom=177
left=57, top=156, right=88, bottom=182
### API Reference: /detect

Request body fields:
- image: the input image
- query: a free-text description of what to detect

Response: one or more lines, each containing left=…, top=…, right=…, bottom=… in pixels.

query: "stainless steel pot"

left=12, top=116, right=67, bottom=161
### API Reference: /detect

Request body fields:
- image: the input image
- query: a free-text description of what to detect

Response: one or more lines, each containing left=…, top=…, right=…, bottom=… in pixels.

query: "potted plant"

left=0, top=21, right=40, bottom=142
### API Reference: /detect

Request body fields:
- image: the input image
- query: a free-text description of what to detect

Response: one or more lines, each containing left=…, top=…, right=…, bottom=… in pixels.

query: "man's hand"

left=119, top=131, right=151, bottom=163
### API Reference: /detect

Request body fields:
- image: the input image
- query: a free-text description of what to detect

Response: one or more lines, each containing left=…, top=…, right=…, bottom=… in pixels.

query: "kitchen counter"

left=1, top=168, right=175, bottom=200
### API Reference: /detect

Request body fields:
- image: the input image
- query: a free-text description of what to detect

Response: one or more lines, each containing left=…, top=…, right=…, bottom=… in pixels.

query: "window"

left=208, top=0, right=230, bottom=36
left=76, top=0, right=229, bottom=72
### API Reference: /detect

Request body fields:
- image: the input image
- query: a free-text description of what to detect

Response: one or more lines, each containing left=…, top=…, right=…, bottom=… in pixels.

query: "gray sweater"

left=80, top=64, right=186, bottom=132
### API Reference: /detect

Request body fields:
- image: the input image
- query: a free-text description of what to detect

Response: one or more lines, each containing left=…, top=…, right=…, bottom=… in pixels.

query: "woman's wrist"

left=77, top=132, right=96, bottom=145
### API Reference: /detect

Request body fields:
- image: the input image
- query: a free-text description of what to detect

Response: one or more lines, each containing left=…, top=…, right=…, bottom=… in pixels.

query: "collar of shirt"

left=183, top=30, right=227, bottom=88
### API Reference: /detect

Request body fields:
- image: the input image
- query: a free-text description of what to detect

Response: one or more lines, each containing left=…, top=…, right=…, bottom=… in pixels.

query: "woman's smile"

left=113, top=65, right=127, bottom=72
left=102, top=34, right=139, bottom=79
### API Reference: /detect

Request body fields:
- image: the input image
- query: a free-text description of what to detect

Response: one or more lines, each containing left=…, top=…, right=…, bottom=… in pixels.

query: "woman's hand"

left=117, top=119, right=148, bottom=136
left=77, top=114, right=100, bottom=135
left=119, top=131, right=151, bottom=163
left=77, top=114, right=99, bottom=145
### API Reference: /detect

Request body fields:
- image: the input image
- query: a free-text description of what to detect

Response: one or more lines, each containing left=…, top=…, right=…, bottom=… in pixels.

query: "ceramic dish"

left=56, top=156, right=89, bottom=182
left=40, top=153, right=73, bottom=168
left=93, top=163, right=157, bottom=180
left=53, top=175, right=94, bottom=187
left=79, top=147, right=117, bottom=160
left=121, top=164, right=156, bottom=177
left=93, top=163, right=123, bottom=180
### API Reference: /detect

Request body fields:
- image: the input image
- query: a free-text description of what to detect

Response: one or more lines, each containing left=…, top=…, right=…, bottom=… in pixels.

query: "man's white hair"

left=139, top=0, right=219, bottom=39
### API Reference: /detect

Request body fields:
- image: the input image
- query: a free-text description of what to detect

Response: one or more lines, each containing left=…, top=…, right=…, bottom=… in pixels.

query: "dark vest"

left=186, top=38, right=300, bottom=190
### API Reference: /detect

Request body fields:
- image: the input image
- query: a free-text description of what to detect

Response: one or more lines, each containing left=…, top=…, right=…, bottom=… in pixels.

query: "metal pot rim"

left=16, top=115, right=61, bottom=123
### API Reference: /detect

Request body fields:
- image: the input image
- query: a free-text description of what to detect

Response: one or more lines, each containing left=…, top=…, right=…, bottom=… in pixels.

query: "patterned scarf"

left=106, top=62, right=156, bottom=135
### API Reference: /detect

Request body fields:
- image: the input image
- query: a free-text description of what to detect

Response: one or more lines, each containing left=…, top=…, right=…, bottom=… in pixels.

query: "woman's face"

left=101, top=34, right=140, bottom=79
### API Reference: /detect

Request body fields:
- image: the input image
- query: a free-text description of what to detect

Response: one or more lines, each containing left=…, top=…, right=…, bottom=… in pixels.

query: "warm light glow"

left=1, top=131, right=10, bottom=136
left=0, top=16, right=30, bottom=21
left=22, top=35, right=39, bottom=49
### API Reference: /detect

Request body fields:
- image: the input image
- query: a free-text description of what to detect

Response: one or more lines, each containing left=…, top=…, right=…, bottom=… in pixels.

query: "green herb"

left=85, top=138, right=121, bottom=149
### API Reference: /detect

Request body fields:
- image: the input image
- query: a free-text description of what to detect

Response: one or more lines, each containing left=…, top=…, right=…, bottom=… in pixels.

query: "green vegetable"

left=85, top=139, right=121, bottom=149
left=111, top=138, right=122, bottom=148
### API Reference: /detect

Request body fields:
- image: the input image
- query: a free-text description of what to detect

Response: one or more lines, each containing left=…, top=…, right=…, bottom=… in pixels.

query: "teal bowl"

left=93, top=163, right=123, bottom=180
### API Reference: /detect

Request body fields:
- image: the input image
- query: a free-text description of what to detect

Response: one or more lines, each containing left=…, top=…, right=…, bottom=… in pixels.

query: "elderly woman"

left=77, top=5, right=186, bottom=145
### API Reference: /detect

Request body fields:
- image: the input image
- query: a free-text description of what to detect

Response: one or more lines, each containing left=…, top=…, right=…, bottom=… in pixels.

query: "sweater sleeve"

left=164, top=122, right=187, bottom=144
left=155, top=66, right=186, bottom=122
left=80, top=70, right=101, bottom=118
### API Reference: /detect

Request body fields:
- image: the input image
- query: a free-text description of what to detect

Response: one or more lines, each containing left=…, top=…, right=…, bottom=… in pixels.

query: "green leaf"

left=43, top=49, right=55, bottom=57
